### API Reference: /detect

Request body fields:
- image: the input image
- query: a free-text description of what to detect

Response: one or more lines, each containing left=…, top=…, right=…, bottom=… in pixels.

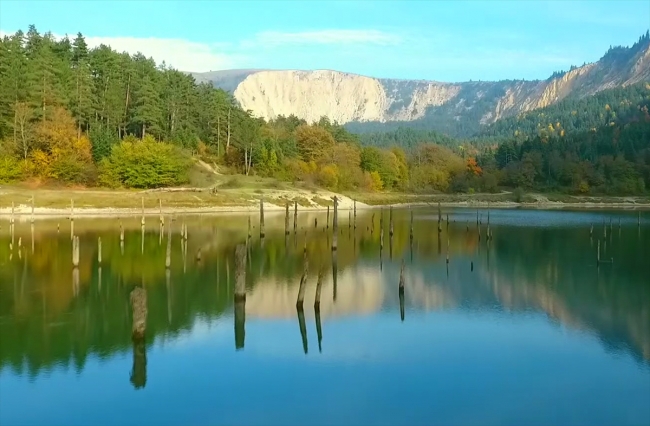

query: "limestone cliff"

left=191, top=33, right=650, bottom=135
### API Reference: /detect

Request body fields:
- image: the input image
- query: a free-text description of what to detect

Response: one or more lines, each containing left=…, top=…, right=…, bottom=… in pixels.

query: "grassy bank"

left=2, top=174, right=650, bottom=217
left=344, top=191, right=650, bottom=207
left=0, top=174, right=352, bottom=216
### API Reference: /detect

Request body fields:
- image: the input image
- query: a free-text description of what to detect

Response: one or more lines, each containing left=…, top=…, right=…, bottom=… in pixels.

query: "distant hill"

left=192, top=32, right=650, bottom=138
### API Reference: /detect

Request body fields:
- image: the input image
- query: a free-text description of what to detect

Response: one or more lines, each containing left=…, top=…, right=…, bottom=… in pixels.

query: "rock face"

left=192, top=35, right=650, bottom=133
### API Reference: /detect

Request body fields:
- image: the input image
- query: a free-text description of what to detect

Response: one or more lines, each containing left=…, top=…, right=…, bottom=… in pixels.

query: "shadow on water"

left=1, top=207, right=650, bottom=382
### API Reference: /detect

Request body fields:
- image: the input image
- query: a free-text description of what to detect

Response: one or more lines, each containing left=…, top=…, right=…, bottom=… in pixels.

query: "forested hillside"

left=1, top=26, right=648, bottom=196
left=356, top=83, right=650, bottom=195
left=479, top=82, right=650, bottom=141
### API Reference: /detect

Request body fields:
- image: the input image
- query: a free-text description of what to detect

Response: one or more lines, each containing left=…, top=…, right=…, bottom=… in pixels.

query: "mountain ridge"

left=192, top=31, right=650, bottom=137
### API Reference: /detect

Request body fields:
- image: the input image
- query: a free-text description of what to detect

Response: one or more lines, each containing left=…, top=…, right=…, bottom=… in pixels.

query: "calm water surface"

left=1, top=207, right=649, bottom=426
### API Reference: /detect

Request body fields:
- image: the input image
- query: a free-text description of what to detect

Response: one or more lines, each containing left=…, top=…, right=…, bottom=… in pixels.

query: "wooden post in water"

left=314, top=267, right=324, bottom=310
left=409, top=209, right=414, bottom=242
left=159, top=199, right=163, bottom=226
left=98, top=237, right=102, bottom=265
left=10, top=202, right=14, bottom=250
left=348, top=210, right=351, bottom=231
left=476, top=210, right=479, bottom=226
left=327, top=205, right=330, bottom=229
left=165, top=220, right=172, bottom=269
left=234, top=244, right=247, bottom=301
left=70, top=199, right=75, bottom=241
left=331, top=196, right=338, bottom=251
left=141, top=197, right=145, bottom=226
left=294, top=201, right=298, bottom=234
left=118, top=220, right=124, bottom=256
left=296, top=251, right=308, bottom=309
left=130, top=331, right=147, bottom=390
left=72, top=235, right=80, bottom=267
left=371, top=212, right=375, bottom=234
left=248, top=216, right=252, bottom=240
left=297, top=303, right=308, bottom=354
left=597, top=239, right=601, bottom=265
left=31, top=195, right=35, bottom=224
left=389, top=206, right=394, bottom=237
left=438, top=203, right=442, bottom=233
left=399, top=260, right=405, bottom=322
left=638, top=211, right=641, bottom=227
left=332, top=249, right=338, bottom=302
left=603, top=220, right=607, bottom=238
left=234, top=294, right=246, bottom=350
left=259, top=198, right=265, bottom=239
left=130, top=287, right=147, bottom=339
left=609, top=217, right=613, bottom=242
left=446, top=235, right=450, bottom=264
left=590, top=223, right=593, bottom=237
left=314, top=268, right=324, bottom=353
left=446, top=213, right=449, bottom=231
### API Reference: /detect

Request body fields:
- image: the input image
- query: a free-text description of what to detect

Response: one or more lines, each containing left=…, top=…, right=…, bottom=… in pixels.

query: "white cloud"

left=3, top=29, right=240, bottom=72
left=1, top=28, right=404, bottom=73
left=248, top=29, right=403, bottom=47
left=81, top=35, right=240, bottom=72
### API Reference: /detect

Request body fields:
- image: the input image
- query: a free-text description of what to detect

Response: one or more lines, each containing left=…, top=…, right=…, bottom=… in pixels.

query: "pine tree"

left=130, top=53, right=162, bottom=138
left=71, top=33, right=93, bottom=139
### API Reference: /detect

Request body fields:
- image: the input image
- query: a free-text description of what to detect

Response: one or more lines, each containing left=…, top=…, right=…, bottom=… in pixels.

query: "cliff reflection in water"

left=0, top=208, right=649, bottom=380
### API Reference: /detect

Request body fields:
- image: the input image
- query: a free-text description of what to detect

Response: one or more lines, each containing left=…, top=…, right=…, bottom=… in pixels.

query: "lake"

left=1, top=207, right=649, bottom=426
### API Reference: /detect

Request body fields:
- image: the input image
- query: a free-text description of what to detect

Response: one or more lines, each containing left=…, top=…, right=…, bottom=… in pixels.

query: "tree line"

left=1, top=26, right=649, bottom=195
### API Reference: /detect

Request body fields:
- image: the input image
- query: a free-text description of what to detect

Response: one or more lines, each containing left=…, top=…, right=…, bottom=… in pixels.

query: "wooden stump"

left=130, top=287, right=148, bottom=339
left=235, top=244, right=247, bottom=301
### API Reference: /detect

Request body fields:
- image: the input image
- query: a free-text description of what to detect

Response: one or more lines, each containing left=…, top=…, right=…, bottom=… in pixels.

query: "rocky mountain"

left=192, top=32, right=650, bottom=137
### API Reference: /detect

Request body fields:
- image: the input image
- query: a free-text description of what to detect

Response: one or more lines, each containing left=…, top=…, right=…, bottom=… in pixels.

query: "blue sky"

left=1, top=0, right=649, bottom=82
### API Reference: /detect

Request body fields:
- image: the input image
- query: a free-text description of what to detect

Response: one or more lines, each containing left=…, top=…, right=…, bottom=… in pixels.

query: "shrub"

left=98, top=138, right=191, bottom=188
left=513, top=187, right=525, bottom=202
left=369, top=171, right=383, bottom=191
left=317, top=164, right=339, bottom=189
left=0, top=156, right=24, bottom=183
left=220, top=176, right=243, bottom=189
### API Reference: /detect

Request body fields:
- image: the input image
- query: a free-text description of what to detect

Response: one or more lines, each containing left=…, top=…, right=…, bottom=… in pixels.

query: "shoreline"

left=2, top=200, right=649, bottom=220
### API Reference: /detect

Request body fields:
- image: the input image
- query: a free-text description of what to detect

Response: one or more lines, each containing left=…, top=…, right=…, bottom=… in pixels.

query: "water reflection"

left=1, top=208, right=649, bottom=372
